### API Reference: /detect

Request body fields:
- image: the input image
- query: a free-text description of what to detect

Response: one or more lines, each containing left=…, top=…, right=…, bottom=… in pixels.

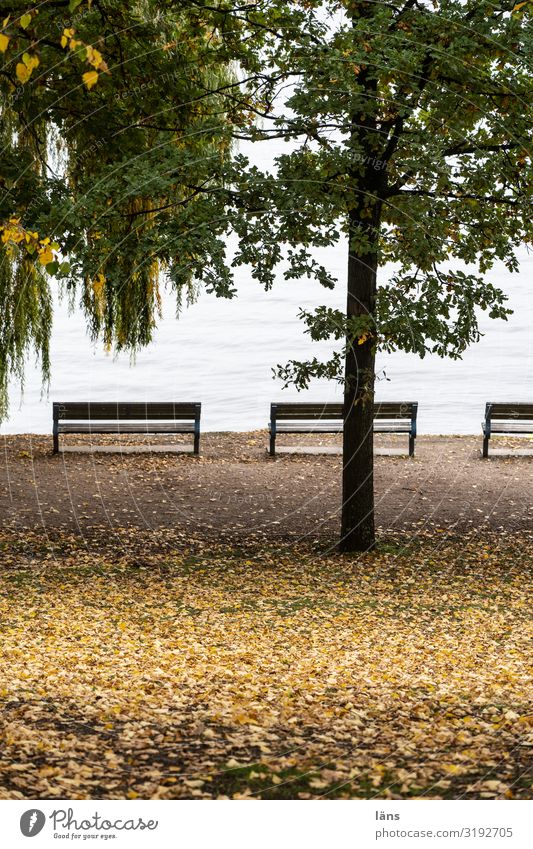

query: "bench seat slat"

left=276, top=424, right=343, bottom=433
left=486, top=422, right=533, bottom=433
left=275, top=422, right=411, bottom=433
left=58, top=422, right=196, bottom=434
left=374, top=422, right=411, bottom=432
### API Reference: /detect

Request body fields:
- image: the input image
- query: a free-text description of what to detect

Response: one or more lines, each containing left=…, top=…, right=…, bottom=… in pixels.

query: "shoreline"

left=3, top=429, right=530, bottom=438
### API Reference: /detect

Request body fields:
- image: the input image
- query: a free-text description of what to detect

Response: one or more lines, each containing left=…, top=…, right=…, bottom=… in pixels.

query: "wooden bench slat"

left=373, top=423, right=412, bottom=432
left=276, top=424, right=344, bottom=433
left=272, top=402, right=417, bottom=419
left=55, top=402, right=200, bottom=420
left=487, top=423, right=533, bottom=433
left=58, top=422, right=196, bottom=434
left=277, top=422, right=411, bottom=433
left=274, top=404, right=343, bottom=419
left=486, top=403, right=533, bottom=419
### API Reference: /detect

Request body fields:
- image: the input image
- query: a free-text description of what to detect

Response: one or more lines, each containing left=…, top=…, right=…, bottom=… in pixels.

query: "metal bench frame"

left=482, top=402, right=533, bottom=458
left=53, top=402, right=201, bottom=454
left=269, top=401, right=418, bottom=457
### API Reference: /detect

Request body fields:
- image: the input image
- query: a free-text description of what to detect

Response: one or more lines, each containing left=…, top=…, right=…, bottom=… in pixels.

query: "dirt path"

left=1, top=432, right=532, bottom=544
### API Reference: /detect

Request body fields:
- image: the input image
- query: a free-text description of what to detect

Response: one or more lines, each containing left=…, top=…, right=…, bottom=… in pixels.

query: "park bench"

left=268, top=401, right=418, bottom=457
left=482, top=402, right=533, bottom=457
left=53, top=402, right=201, bottom=454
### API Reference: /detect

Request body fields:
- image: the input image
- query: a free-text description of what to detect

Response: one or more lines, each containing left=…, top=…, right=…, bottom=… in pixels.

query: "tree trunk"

left=339, top=206, right=380, bottom=552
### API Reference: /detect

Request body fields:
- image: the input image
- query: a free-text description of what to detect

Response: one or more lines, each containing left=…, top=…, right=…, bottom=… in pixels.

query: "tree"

left=223, top=0, right=533, bottom=550
left=2, top=1, right=532, bottom=554
left=0, top=0, right=245, bottom=417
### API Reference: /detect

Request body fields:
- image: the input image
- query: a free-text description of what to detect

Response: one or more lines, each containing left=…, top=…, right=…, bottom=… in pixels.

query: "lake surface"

left=4, top=244, right=532, bottom=436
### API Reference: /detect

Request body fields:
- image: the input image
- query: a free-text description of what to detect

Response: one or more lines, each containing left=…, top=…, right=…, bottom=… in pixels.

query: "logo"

left=20, top=810, right=46, bottom=837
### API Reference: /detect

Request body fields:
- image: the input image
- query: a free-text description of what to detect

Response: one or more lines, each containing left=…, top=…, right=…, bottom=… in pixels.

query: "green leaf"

left=45, top=261, right=59, bottom=276
left=68, top=0, right=83, bottom=11
left=20, top=13, right=32, bottom=29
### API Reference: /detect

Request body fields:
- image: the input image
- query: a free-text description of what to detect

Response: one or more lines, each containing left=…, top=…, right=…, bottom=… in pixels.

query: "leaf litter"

left=0, top=526, right=531, bottom=799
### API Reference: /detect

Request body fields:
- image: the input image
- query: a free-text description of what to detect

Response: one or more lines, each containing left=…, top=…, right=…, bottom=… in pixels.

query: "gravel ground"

left=1, top=431, right=532, bottom=544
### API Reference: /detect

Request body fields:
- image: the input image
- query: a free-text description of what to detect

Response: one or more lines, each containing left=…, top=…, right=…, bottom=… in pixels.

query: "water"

left=4, top=131, right=533, bottom=436
left=4, top=244, right=532, bottom=436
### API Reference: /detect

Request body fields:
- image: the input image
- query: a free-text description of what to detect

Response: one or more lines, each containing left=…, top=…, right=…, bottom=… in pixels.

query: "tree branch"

left=396, top=189, right=521, bottom=206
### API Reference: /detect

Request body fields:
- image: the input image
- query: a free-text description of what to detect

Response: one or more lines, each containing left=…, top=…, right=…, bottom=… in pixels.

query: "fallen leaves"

left=0, top=528, right=531, bottom=800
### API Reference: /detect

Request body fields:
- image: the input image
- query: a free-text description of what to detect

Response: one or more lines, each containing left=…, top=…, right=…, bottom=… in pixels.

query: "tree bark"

left=339, top=204, right=380, bottom=553
left=338, top=3, right=383, bottom=552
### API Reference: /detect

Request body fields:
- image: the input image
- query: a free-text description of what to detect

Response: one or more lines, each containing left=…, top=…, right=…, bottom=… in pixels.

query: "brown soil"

left=1, top=432, right=532, bottom=545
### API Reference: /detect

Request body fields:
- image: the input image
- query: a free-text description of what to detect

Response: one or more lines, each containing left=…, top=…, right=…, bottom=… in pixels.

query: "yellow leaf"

left=16, top=62, right=31, bottom=84
left=22, top=52, right=39, bottom=71
left=0, top=33, right=10, bottom=53
left=38, top=247, right=53, bottom=266
left=86, top=45, right=103, bottom=68
left=82, top=70, right=98, bottom=90
left=308, top=778, right=329, bottom=789
left=20, top=13, right=32, bottom=29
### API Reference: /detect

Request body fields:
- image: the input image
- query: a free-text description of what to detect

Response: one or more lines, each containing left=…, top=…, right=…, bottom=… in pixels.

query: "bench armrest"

left=269, top=404, right=278, bottom=435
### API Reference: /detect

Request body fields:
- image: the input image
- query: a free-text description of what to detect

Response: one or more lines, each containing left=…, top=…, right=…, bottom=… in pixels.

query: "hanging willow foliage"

left=0, top=0, right=247, bottom=417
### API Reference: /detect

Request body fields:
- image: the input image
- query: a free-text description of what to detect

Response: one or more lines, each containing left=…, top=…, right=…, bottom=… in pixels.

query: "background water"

left=3, top=247, right=532, bottom=436
left=3, top=134, right=532, bottom=436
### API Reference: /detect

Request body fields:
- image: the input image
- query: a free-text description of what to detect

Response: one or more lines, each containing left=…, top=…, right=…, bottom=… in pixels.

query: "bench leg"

left=193, top=432, right=200, bottom=455
left=482, top=435, right=489, bottom=458
left=53, top=432, right=59, bottom=454
left=408, top=435, right=415, bottom=457
left=269, top=432, right=276, bottom=457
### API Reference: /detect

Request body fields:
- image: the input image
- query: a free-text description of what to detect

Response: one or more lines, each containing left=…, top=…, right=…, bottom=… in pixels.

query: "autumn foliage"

left=0, top=528, right=531, bottom=799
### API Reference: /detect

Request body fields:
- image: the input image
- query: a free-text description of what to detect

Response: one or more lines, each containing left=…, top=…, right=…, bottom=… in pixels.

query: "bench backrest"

left=485, top=402, right=533, bottom=421
left=53, top=402, right=201, bottom=422
left=271, top=401, right=417, bottom=421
